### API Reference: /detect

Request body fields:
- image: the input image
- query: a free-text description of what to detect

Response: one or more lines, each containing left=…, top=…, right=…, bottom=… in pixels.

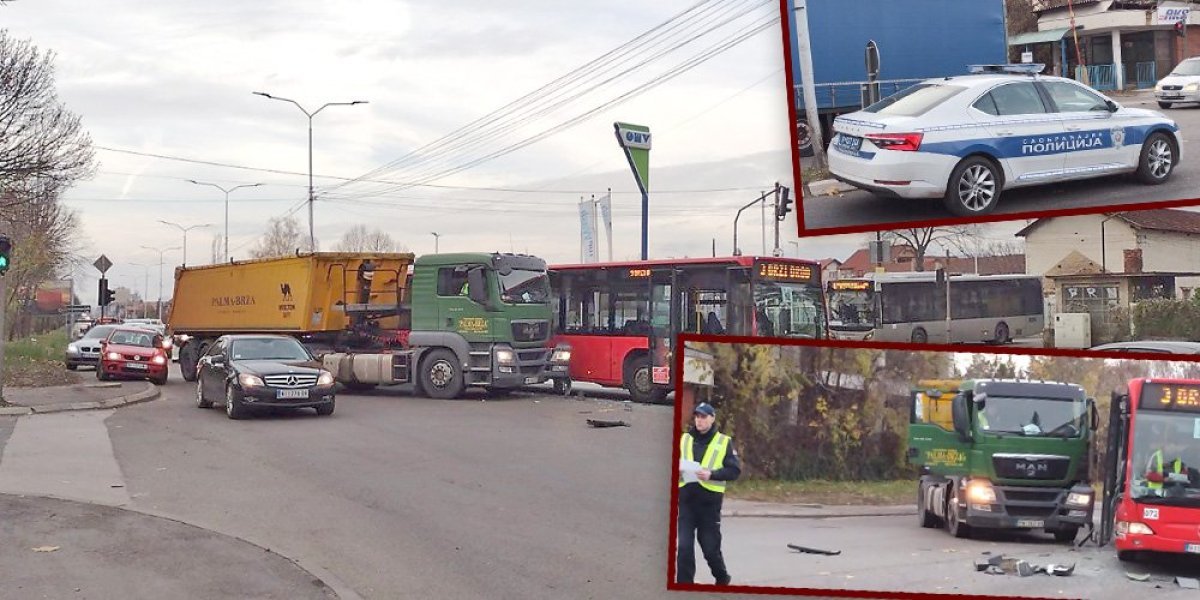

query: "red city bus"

left=549, top=256, right=828, bottom=402
left=1100, top=378, right=1200, bottom=561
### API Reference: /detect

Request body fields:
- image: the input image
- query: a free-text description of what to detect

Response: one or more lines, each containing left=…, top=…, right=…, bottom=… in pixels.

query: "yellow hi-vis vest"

left=1149, top=450, right=1183, bottom=490
left=679, top=432, right=732, bottom=493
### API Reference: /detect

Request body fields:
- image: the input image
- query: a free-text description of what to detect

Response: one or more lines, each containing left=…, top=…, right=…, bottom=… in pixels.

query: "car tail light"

left=865, top=132, right=923, bottom=151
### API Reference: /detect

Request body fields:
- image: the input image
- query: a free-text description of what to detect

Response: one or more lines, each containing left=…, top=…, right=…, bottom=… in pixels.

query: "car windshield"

left=1129, top=411, right=1200, bottom=506
left=1169, top=60, right=1200, bottom=77
left=499, top=269, right=550, bottom=304
left=82, top=325, right=117, bottom=340
left=107, top=330, right=156, bottom=348
left=978, top=395, right=1086, bottom=438
left=230, top=338, right=312, bottom=361
left=861, top=83, right=966, bottom=117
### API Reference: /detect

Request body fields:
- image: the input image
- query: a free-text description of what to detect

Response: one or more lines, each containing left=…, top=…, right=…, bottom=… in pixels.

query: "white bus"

left=826, top=272, right=1044, bottom=344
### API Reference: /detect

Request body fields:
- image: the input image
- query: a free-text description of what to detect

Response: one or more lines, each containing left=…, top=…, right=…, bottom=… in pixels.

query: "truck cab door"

left=908, top=390, right=971, bottom=477
left=439, top=265, right=495, bottom=341
left=647, top=269, right=678, bottom=391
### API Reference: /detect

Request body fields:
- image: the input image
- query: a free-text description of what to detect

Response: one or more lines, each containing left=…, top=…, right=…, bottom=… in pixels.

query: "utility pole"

left=0, top=270, right=7, bottom=403
left=772, top=183, right=783, bottom=257
left=794, top=0, right=827, bottom=170
left=733, top=190, right=773, bottom=256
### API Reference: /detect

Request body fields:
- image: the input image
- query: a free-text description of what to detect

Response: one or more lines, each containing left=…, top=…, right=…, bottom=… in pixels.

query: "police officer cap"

left=694, top=403, right=716, bottom=417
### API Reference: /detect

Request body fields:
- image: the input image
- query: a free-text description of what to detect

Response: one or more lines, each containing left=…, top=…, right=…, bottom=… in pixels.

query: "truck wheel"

left=422, top=349, right=465, bottom=400
left=917, top=484, right=938, bottom=529
left=1136, top=132, right=1175, bottom=185
left=945, top=494, right=971, bottom=539
left=1053, top=526, right=1079, bottom=544
left=797, top=121, right=815, bottom=158
left=943, top=156, right=1000, bottom=216
left=625, top=355, right=667, bottom=404
left=180, top=342, right=203, bottom=382
left=553, top=378, right=572, bottom=396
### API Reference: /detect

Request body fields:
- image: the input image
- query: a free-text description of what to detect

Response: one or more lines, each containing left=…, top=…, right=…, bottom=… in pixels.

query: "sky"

left=3, top=0, right=1031, bottom=305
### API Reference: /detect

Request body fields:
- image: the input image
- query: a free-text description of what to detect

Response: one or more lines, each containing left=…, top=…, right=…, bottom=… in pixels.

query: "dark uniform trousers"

left=676, top=490, right=728, bottom=584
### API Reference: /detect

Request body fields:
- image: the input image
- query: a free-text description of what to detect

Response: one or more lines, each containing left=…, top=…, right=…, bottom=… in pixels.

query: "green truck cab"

left=909, top=379, right=1098, bottom=542
left=401, top=252, right=571, bottom=396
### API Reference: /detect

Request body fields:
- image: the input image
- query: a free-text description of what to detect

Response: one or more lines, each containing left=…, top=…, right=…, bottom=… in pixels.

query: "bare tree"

left=876, top=226, right=981, bottom=272
left=250, top=215, right=317, bottom=259
left=1, top=177, right=81, bottom=338
left=333, top=224, right=405, bottom=253
left=0, top=31, right=96, bottom=206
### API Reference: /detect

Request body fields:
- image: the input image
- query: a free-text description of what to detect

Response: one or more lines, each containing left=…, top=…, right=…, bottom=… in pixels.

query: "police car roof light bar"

left=967, top=63, right=1045, bottom=75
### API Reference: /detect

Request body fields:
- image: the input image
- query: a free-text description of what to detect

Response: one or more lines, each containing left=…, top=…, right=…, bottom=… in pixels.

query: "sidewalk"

left=1, top=493, right=337, bottom=599
left=0, top=379, right=159, bottom=415
left=723, top=498, right=916, bottom=519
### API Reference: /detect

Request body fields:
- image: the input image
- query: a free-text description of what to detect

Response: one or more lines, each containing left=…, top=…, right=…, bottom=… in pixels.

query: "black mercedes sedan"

left=194, top=334, right=336, bottom=420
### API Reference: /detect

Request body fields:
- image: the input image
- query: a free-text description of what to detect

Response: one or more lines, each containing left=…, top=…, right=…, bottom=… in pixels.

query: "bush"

left=1132, top=299, right=1200, bottom=341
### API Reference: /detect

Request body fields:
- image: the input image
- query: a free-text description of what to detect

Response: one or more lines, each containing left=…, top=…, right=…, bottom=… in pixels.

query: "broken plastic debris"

left=1176, top=577, right=1200, bottom=590
left=787, top=544, right=841, bottom=556
left=1126, top=572, right=1151, bottom=582
left=586, top=419, right=630, bottom=428
left=1048, top=564, right=1075, bottom=577
left=1016, top=561, right=1034, bottom=577
left=985, top=566, right=1005, bottom=575
left=32, top=546, right=60, bottom=553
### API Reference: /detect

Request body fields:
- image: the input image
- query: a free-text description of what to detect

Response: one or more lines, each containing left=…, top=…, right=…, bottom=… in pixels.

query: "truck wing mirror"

left=951, top=394, right=972, bottom=443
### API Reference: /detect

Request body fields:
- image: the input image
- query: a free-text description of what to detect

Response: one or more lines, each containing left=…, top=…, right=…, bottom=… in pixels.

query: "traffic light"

left=0, top=235, right=11, bottom=276
left=98, top=278, right=116, bottom=307
left=1176, top=20, right=1187, bottom=37
left=775, top=185, right=793, bottom=220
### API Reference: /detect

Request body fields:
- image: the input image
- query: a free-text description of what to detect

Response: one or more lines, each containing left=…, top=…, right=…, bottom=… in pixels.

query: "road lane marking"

left=0, top=410, right=130, bottom=506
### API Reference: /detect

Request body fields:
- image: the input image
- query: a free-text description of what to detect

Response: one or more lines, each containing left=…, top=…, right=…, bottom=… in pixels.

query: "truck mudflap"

left=962, top=483, right=1095, bottom=532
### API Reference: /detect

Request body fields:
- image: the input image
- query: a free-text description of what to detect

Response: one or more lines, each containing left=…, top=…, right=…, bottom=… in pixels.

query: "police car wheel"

left=943, top=157, right=1000, bottom=216
left=1136, top=133, right=1174, bottom=185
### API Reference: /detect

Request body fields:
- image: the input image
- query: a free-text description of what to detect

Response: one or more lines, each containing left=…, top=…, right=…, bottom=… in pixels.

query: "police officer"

left=677, top=402, right=740, bottom=586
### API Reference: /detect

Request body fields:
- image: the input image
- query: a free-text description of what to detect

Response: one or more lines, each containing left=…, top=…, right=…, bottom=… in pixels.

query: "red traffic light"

left=1176, top=20, right=1187, bottom=35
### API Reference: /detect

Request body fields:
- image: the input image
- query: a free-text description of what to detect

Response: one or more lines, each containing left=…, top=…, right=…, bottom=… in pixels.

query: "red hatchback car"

left=98, top=327, right=169, bottom=385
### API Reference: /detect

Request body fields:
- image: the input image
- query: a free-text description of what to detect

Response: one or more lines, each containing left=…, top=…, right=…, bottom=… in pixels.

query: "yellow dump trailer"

left=168, top=252, right=414, bottom=334
left=913, top=379, right=961, bottom=431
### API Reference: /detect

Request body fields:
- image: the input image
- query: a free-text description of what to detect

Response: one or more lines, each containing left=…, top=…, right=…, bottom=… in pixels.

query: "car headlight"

left=238, top=373, right=264, bottom=388
left=317, top=371, right=335, bottom=385
left=151, top=354, right=167, bottom=365
left=552, top=348, right=571, bottom=363
left=1187, top=83, right=1200, bottom=92
left=495, top=349, right=515, bottom=364
left=106, top=351, right=121, bottom=360
left=965, top=480, right=996, bottom=504
left=1066, top=492, right=1092, bottom=507
left=67, top=343, right=78, bottom=353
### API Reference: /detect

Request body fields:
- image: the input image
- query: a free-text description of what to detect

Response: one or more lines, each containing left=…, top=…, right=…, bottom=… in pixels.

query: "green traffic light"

left=0, top=256, right=8, bottom=270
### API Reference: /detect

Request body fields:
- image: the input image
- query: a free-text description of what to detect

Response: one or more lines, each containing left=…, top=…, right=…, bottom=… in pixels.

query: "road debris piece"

left=1176, top=577, right=1200, bottom=589
left=586, top=419, right=630, bottom=428
left=787, top=544, right=841, bottom=556
left=1047, top=564, right=1075, bottom=577
left=974, top=554, right=1074, bottom=577
left=1126, top=572, right=1151, bottom=582
left=32, top=546, right=60, bottom=553
left=1016, top=560, right=1034, bottom=577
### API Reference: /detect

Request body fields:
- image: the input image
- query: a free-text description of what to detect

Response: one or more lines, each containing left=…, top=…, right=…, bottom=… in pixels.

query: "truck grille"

left=263, top=374, right=319, bottom=388
left=992, top=454, right=1070, bottom=480
left=511, top=320, right=549, bottom=343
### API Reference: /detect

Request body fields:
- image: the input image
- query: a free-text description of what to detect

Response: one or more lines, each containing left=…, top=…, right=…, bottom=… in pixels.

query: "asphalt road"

left=722, top=514, right=1200, bottom=598
left=800, top=94, right=1200, bottom=232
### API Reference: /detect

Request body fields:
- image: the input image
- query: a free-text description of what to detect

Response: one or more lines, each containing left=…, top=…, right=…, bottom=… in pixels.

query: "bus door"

left=648, top=268, right=678, bottom=389
left=1100, top=387, right=1131, bottom=545
left=725, top=266, right=754, bottom=336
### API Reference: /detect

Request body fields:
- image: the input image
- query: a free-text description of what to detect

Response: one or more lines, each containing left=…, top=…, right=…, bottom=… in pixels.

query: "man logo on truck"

left=281, top=283, right=293, bottom=301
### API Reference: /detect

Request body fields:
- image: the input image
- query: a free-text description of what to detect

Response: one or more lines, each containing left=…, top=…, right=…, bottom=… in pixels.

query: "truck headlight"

left=317, top=371, right=335, bottom=386
left=965, top=480, right=996, bottom=504
left=1066, top=492, right=1092, bottom=507
left=552, top=348, right=571, bottom=364
left=495, top=349, right=515, bottom=364
left=238, top=373, right=264, bottom=388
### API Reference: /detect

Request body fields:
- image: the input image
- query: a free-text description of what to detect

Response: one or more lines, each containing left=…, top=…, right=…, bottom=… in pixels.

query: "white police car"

left=828, top=64, right=1183, bottom=216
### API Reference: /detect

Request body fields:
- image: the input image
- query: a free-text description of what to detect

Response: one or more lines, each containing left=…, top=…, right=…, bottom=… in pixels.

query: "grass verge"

left=728, top=479, right=913, bottom=506
left=3, top=328, right=80, bottom=396
left=802, top=166, right=830, bottom=184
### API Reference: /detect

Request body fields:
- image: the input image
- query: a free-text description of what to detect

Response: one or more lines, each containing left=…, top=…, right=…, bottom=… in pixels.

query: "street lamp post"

left=128, top=262, right=152, bottom=318
left=431, top=232, right=441, bottom=254
left=141, top=246, right=181, bottom=321
left=158, top=221, right=211, bottom=267
left=253, top=92, right=368, bottom=251
left=187, top=180, right=263, bottom=262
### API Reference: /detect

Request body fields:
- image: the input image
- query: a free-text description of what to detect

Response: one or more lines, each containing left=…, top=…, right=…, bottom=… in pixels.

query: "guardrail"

left=793, top=78, right=927, bottom=112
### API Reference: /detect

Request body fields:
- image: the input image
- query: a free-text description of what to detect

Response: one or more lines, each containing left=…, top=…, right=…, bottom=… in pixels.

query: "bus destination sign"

left=757, top=262, right=815, bottom=283
left=628, top=268, right=651, bottom=278
left=1140, top=382, right=1200, bottom=413
left=830, top=280, right=870, bottom=291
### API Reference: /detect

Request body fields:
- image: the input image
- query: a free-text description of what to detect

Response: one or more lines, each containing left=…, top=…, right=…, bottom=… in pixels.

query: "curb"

left=4, top=381, right=161, bottom=416
left=724, top=504, right=916, bottom=519
left=807, top=178, right=856, bottom=197
left=0, top=492, right=361, bottom=600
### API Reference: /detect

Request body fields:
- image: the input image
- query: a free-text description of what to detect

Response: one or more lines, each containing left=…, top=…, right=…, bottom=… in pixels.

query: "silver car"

left=1155, top=57, right=1200, bottom=108
left=65, top=324, right=119, bottom=370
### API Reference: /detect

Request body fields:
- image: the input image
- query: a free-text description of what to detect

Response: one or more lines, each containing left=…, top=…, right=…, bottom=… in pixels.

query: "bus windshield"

left=500, top=269, right=550, bottom=304
left=978, top=396, right=1087, bottom=438
left=752, top=281, right=825, bottom=338
left=1129, top=412, right=1200, bottom=505
left=828, top=287, right=875, bottom=330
